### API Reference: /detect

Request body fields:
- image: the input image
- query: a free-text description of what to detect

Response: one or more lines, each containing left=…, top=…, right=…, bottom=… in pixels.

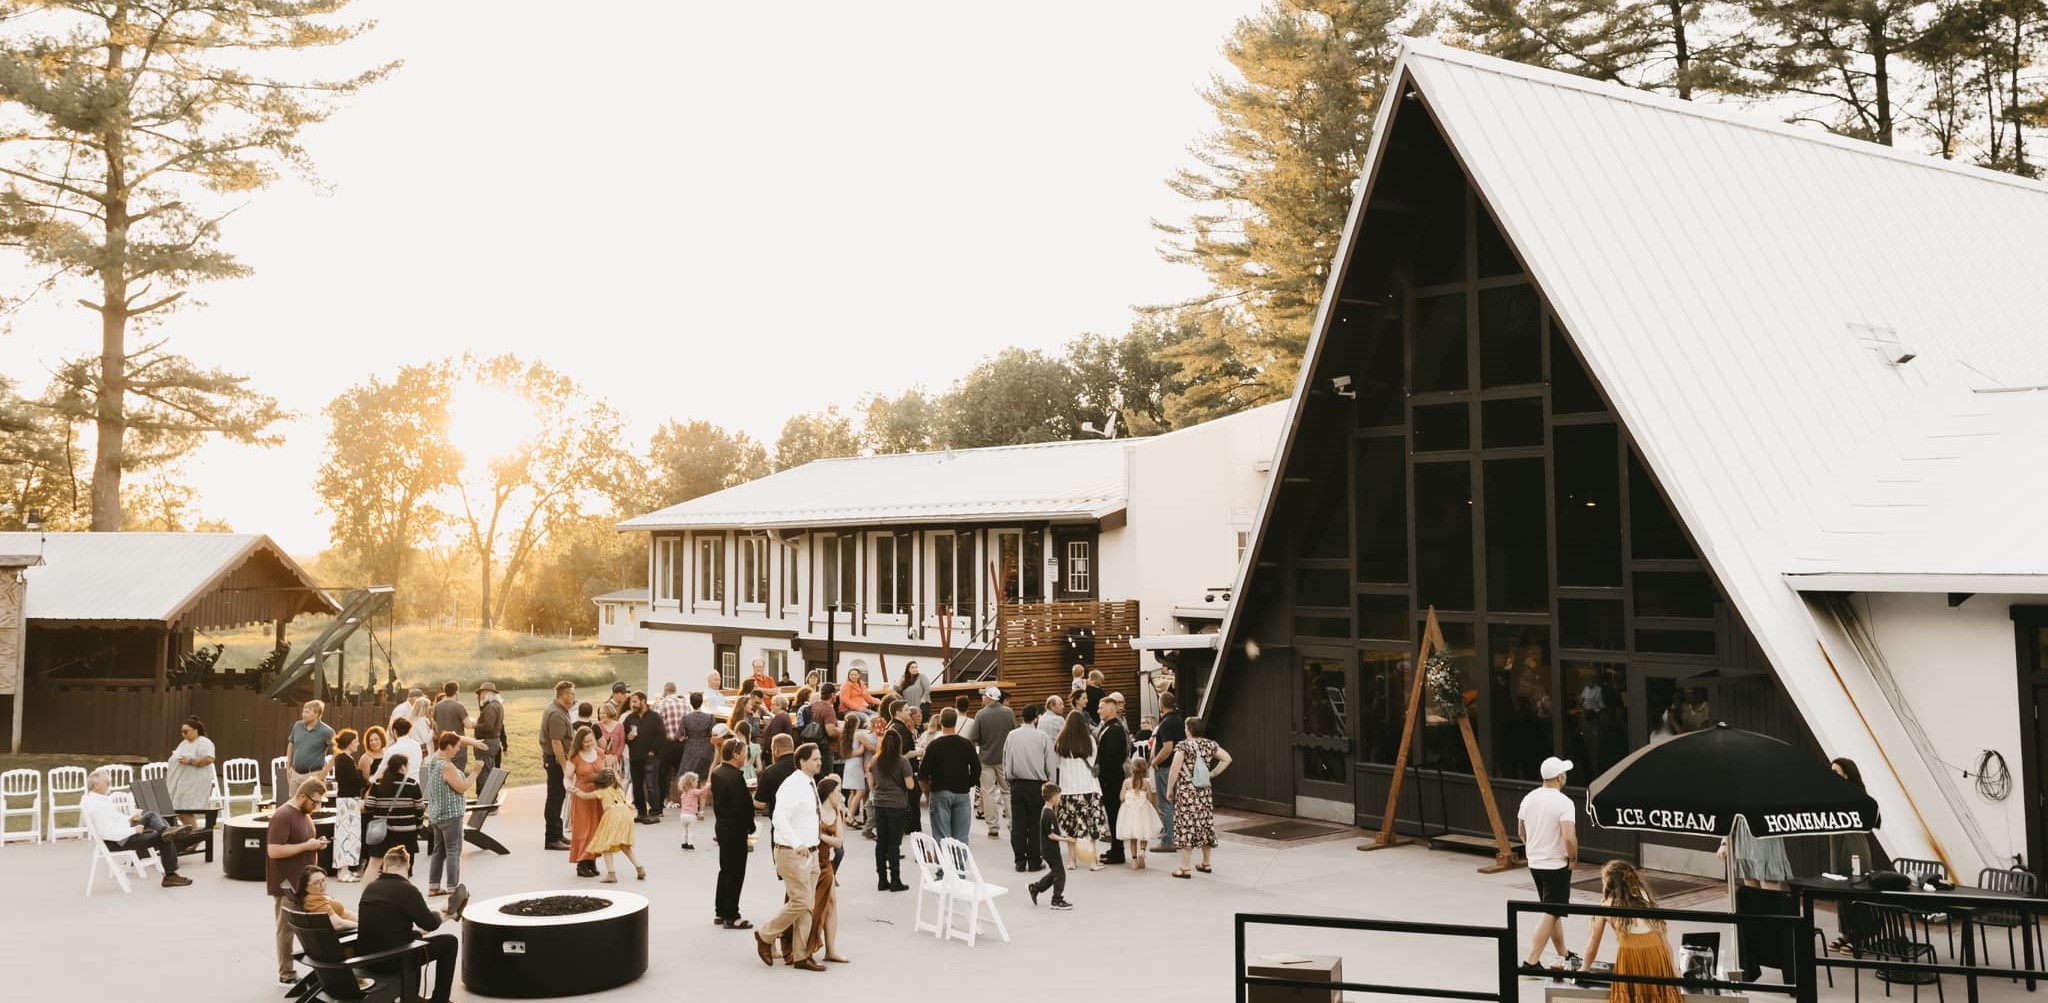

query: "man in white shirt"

left=383, top=717, right=424, bottom=783
left=754, top=743, right=823, bottom=972
left=82, top=770, right=193, bottom=887
left=1517, top=756, right=1580, bottom=971
left=702, top=671, right=730, bottom=716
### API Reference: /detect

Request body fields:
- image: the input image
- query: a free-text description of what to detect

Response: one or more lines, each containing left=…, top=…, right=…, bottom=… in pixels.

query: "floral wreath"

left=1423, top=651, right=1464, bottom=721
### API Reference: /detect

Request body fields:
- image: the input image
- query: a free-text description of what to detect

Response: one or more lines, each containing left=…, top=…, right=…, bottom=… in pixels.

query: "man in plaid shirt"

left=653, top=681, right=688, bottom=817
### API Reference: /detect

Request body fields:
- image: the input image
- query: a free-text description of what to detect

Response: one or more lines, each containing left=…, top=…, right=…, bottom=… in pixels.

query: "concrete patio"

left=2, top=785, right=2035, bottom=1002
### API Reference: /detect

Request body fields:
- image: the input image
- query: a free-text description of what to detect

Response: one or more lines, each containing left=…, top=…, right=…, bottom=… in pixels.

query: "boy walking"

left=1027, top=782, right=1073, bottom=911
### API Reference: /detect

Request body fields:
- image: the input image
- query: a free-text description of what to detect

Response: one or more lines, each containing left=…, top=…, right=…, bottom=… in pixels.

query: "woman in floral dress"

left=1168, top=717, right=1231, bottom=879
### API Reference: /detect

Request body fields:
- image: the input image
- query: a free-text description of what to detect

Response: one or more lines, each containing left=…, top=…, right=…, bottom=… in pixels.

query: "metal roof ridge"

left=1400, top=37, right=2048, bottom=199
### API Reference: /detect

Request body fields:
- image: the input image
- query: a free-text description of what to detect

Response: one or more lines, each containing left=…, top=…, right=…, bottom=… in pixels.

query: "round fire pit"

left=222, top=809, right=336, bottom=881
left=462, top=889, right=648, bottom=998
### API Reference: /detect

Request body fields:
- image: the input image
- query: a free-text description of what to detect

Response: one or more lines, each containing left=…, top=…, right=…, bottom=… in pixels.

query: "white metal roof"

left=1217, top=40, right=2048, bottom=874
left=618, top=437, right=1133, bottom=531
left=1130, top=633, right=1220, bottom=652
left=593, top=587, right=650, bottom=603
left=0, top=532, right=328, bottom=623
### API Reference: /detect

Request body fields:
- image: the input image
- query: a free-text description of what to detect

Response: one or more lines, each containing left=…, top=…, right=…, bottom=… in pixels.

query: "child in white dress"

left=1115, top=755, right=1163, bottom=869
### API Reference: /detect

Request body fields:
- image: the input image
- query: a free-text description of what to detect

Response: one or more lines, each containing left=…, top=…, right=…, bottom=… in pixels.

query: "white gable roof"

left=1217, top=40, right=2047, bottom=874
left=1401, top=40, right=2048, bottom=594
left=0, top=531, right=330, bottom=623
left=618, top=437, right=1134, bottom=531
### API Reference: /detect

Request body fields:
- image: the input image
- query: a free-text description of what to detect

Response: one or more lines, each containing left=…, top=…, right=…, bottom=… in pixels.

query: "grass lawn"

left=211, top=623, right=646, bottom=694
left=0, top=753, right=132, bottom=834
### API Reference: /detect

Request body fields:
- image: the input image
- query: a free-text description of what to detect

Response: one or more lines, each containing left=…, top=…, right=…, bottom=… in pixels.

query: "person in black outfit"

left=917, top=707, right=981, bottom=841
left=1095, top=693, right=1130, bottom=865
left=709, top=737, right=755, bottom=929
left=887, top=700, right=924, bottom=832
left=625, top=693, right=664, bottom=823
left=1027, top=783, right=1072, bottom=910
left=357, top=846, right=457, bottom=1003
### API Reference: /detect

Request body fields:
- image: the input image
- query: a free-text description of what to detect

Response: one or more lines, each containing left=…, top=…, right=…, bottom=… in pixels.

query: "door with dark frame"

left=1293, top=649, right=1356, bottom=811
left=2015, top=609, right=2048, bottom=873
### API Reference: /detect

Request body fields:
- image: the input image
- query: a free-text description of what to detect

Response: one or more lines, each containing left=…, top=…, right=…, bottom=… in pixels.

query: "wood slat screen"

left=994, top=600, right=1141, bottom=711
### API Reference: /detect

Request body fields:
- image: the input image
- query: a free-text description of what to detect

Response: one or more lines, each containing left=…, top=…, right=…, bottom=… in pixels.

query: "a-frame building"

left=1204, top=39, right=2048, bottom=879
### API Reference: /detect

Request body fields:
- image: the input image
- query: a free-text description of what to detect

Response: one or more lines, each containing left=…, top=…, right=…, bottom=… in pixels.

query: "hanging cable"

left=1974, top=750, right=2012, bottom=802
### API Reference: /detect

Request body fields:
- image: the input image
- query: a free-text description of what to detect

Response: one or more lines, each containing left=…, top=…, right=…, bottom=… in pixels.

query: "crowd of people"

left=182, top=660, right=1240, bottom=991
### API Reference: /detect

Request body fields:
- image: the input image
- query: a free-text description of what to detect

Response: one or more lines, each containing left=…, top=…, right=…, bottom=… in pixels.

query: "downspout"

left=1819, top=594, right=1996, bottom=871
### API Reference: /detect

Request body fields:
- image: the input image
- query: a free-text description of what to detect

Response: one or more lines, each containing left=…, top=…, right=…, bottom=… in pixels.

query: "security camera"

left=1329, top=375, right=1356, bottom=398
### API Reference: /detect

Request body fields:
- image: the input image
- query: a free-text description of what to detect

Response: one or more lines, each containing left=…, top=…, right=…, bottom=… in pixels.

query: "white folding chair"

left=83, top=801, right=161, bottom=894
left=1, top=769, right=42, bottom=845
left=46, top=767, right=88, bottom=840
left=221, top=758, right=261, bottom=816
left=111, top=790, right=135, bottom=815
left=140, top=762, right=169, bottom=783
left=937, top=836, right=1011, bottom=946
left=907, top=831, right=951, bottom=938
left=97, top=764, right=133, bottom=794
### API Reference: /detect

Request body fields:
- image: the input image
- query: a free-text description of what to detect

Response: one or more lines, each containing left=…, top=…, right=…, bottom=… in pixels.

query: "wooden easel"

left=1357, top=606, right=1520, bottom=873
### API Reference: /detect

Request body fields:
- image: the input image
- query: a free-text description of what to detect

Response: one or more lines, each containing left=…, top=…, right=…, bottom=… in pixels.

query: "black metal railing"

left=1238, top=902, right=1806, bottom=1003
left=1236, top=913, right=1512, bottom=1003
left=1794, top=884, right=2048, bottom=1003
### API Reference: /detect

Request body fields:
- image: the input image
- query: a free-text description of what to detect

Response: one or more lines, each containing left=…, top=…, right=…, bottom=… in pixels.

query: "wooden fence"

left=21, top=682, right=390, bottom=766
left=994, top=599, right=1141, bottom=711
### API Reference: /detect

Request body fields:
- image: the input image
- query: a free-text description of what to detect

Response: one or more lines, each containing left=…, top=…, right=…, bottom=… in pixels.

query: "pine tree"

left=1746, top=0, right=1927, bottom=145
left=1157, top=0, right=1427, bottom=408
left=0, top=1, right=393, bottom=529
left=1449, top=0, right=1763, bottom=99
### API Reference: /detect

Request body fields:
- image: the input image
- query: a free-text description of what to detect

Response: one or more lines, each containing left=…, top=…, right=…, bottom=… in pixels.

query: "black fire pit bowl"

left=461, top=889, right=648, bottom=997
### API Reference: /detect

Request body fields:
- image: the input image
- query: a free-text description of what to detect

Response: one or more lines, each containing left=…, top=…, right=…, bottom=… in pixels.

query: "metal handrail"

left=1235, top=912, right=1512, bottom=1003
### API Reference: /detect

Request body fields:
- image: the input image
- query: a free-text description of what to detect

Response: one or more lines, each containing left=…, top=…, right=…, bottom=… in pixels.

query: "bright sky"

left=0, top=0, right=1261, bottom=556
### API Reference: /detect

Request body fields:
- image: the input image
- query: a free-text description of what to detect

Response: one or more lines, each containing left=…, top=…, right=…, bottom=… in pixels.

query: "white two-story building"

left=617, top=403, right=1286, bottom=704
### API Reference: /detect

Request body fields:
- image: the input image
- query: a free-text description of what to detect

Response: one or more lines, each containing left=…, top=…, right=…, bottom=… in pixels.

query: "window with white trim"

left=819, top=533, right=857, bottom=610
left=764, top=648, right=788, bottom=681
left=655, top=537, right=683, bottom=602
left=1066, top=540, right=1091, bottom=594
left=697, top=535, right=725, bottom=604
left=1235, top=529, right=1252, bottom=564
left=783, top=540, right=801, bottom=607
left=875, top=533, right=912, bottom=615
left=603, top=603, right=616, bottom=625
left=932, top=531, right=976, bottom=617
left=739, top=535, right=769, bottom=606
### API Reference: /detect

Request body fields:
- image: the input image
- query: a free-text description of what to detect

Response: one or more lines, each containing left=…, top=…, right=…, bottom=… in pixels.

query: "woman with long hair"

left=840, top=711, right=873, bottom=828
left=809, top=774, right=851, bottom=964
left=1827, top=756, right=1881, bottom=950
left=293, top=866, right=358, bottom=930
left=1580, top=860, right=1681, bottom=1003
left=1054, top=710, right=1107, bottom=870
left=569, top=728, right=605, bottom=877
left=868, top=730, right=913, bottom=891
left=328, top=728, right=367, bottom=881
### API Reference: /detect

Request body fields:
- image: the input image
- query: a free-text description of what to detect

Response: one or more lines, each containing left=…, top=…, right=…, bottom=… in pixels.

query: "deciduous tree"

left=0, top=0, right=392, bottom=529
left=640, top=418, right=770, bottom=509
left=451, top=356, right=629, bottom=629
left=773, top=407, right=861, bottom=470
left=318, top=363, right=461, bottom=587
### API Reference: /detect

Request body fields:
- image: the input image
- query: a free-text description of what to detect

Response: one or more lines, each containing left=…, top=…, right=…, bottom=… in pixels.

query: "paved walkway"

left=4, top=786, right=2034, bottom=1001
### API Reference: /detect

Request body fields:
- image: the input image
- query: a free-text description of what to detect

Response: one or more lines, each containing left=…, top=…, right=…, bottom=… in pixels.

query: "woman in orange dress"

left=1580, top=860, right=1680, bottom=1003
left=568, top=729, right=605, bottom=877
left=807, top=775, right=851, bottom=964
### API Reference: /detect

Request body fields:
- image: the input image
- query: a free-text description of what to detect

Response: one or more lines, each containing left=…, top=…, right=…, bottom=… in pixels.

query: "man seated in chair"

left=358, top=846, right=458, bottom=1003
left=81, top=769, right=192, bottom=887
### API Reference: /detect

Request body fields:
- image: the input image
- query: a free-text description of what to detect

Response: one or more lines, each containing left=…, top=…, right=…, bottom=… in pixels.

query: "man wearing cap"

left=1095, top=692, right=1130, bottom=865
left=473, top=682, right=504, bottom=775
left=1518, top=756, right=1581, bottom=973
left=972, top=687, right=1015, bottom=840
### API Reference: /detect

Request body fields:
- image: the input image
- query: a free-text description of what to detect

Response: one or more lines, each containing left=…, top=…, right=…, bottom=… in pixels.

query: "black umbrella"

left=1587, top=723, right=1879, bottom=839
